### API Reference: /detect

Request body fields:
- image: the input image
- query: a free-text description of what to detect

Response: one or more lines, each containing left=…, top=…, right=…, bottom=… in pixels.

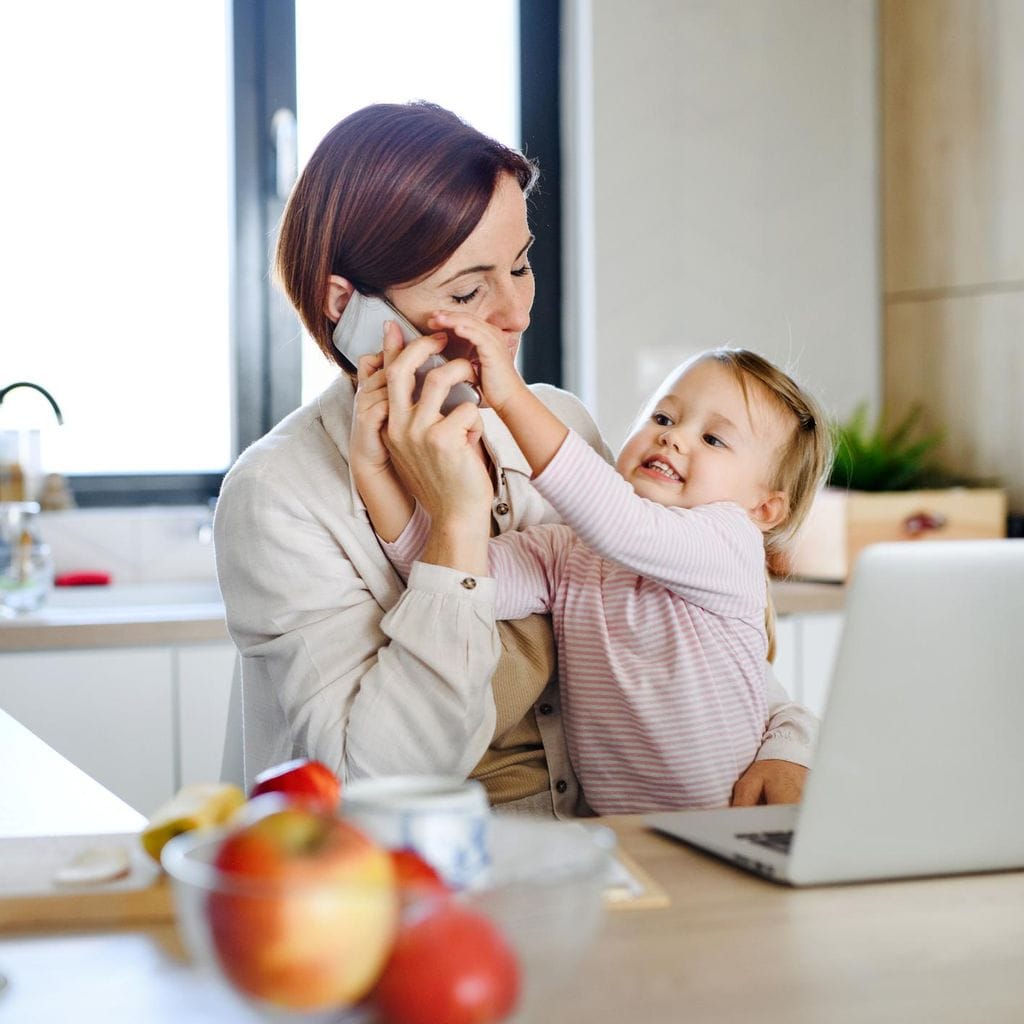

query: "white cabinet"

left=772, top=612, right=845, bottom=719
left=0, top=641, right=236, bottom=815
left=176, top=644, right=237, bottom=788
left=0, top=647, right=175, bottom=815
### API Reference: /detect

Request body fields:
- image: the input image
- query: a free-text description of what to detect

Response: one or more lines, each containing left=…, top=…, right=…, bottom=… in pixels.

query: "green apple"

left=208, top=806, right=398, bottom=1011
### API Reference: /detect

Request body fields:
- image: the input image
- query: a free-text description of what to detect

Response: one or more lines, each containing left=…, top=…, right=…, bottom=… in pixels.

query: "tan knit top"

left=469, top=614, right=556, bottom=804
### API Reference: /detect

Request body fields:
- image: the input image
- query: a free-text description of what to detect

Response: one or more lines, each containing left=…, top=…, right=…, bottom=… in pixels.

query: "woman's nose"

left=487, top=280, right=531, bottom=333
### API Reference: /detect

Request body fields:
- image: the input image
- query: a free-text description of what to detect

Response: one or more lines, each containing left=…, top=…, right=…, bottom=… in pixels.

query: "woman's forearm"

left=355, top=464, right=415, bottom=542
left=420, top=512, right=490, bottom=576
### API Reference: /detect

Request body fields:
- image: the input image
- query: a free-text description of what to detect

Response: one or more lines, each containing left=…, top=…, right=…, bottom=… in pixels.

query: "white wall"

left=564, top=0, right=881, bottom=452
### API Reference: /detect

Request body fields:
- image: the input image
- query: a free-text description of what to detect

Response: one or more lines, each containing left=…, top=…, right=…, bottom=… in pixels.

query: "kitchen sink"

left=46, top=581, right=224, bottom=609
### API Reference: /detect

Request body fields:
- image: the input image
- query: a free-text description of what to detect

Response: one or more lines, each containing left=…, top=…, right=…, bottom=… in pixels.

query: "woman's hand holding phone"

left=350, top=327, right=415, bottom=542
left=378, top=323, right=493, bottom=566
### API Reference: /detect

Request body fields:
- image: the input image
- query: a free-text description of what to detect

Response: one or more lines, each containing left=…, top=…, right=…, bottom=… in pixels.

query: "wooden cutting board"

left=0, top=832, right=173, bottom=930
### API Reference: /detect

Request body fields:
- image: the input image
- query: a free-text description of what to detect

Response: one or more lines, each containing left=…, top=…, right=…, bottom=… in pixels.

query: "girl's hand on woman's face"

left=428, top=310, right=528, bottom=416
left=381, top=321, right=493, bottom=527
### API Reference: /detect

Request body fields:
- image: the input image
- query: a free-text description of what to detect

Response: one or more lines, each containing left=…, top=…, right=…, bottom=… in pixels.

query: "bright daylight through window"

left=1, top=2, right=232, bottom=476
left=0, top=1, right=518, bottom=482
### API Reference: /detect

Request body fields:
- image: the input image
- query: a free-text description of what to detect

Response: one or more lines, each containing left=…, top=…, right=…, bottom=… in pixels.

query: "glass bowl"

left=162, top=815, right=613, bottom=1023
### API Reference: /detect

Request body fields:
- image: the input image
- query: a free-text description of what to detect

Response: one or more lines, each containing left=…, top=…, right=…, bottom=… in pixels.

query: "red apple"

left=390, top=848, right=452, bottom=906
left=208, top=806, right=398, bottom=1011
left=373, top=902, right=521, bottom=1024
left=248, top=758, right=341, bottom=813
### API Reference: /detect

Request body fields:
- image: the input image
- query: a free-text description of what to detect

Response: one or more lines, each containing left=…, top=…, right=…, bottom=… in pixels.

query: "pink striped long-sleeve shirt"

left=384, top=429, right=770, bottom=814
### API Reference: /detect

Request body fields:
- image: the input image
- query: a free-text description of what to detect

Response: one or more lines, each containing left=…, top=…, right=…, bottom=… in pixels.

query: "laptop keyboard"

left=736, top=830, right=793, bottom=854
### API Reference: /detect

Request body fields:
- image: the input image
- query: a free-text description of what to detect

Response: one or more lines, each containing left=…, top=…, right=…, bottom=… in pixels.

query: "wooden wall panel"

left=885, top=292, right=1024, bottom=506
left=882, top=0, right=1024, bottom=510
left=882, top=0, right=1024, bottom=295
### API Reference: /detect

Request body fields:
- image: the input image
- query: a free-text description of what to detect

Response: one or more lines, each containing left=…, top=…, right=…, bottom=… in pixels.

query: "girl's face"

left=386, top=174, right=535, bottom=365
left=615, top=359, right=792, bottom=531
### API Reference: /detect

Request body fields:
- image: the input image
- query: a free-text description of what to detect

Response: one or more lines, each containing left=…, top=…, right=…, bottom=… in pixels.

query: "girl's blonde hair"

left=696, top=348, right=832, bottom=660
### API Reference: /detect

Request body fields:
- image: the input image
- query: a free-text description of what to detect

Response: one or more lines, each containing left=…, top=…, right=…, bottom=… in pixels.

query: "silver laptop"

left=647, top=539, right=1024, bottom=886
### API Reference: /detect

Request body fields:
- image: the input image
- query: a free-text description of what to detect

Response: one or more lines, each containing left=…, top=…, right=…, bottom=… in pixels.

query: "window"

left=1, top=2, right=231, bottom=493
left=0, top=1, right=556, bottom=505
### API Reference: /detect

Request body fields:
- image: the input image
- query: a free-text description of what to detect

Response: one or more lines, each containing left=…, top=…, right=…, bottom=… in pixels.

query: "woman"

left=214, top=101, right=816, bottom=816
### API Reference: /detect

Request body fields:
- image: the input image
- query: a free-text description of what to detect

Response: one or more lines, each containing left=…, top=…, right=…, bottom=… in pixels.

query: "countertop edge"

left=0, top=580, right=844, bottom=653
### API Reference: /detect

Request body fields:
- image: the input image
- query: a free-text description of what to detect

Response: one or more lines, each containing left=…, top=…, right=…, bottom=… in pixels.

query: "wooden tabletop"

left=540, top=817, right=1024, bottom=1024
left=2, top=711, right=1022, bottom=1023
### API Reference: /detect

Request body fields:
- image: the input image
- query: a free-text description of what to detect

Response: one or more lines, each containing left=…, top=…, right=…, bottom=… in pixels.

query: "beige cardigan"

left=214, top=375, right=817, bottom=810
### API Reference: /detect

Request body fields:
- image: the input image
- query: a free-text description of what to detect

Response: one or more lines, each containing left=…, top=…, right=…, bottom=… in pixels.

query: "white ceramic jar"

left=342, top=775, right=491, bottom=890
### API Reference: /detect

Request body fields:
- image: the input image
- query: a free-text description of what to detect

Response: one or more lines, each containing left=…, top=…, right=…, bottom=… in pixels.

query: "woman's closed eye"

left=451, top=264, right=531, bottom=305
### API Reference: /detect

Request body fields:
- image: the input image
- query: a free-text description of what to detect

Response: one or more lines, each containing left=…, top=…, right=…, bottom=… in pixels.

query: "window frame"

left=67, top=0, right=560, bottom=507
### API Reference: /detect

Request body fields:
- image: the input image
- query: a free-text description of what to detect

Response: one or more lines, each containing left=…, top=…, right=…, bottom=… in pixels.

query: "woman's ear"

left=324, top=275, right=356, bottom=321
left=751, top=491, right=790, bottom=533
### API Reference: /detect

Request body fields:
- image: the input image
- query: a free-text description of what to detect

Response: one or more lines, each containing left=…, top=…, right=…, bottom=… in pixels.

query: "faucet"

left=0, top=382, right=64, bottom=505
left=0, top=382, right=64, bottom=424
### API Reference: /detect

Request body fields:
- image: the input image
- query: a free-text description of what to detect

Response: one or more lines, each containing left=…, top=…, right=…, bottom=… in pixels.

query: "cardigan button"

left=538, top=703, right=554, bottom=716
left=494, top=502, right=510, bottom=516
left=555, top=779, right=568, bottom=794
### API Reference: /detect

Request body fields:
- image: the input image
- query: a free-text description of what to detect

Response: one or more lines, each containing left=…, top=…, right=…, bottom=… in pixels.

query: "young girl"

left=354, top=322, right=830, bottom=814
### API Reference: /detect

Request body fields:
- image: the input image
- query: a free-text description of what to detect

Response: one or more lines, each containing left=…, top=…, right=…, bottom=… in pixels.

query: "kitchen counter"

left=0, top=581, right=230, bottom=651
left=0, top=578, right=843, bottom=653
left=2, top=708, right=1022, bottom=1023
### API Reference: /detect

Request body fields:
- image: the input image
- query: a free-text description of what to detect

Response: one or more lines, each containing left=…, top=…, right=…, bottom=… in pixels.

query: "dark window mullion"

left=519, top=0, right=563, bottom=388
left=232, top=0, right=300, bottom=457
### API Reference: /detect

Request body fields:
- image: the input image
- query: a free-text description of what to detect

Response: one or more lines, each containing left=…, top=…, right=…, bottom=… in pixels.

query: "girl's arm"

left=382, top=501, right=573, bottom=621
left=431, top=311, right=761, bottom=613
left=538, top=432, right=765, bottom=615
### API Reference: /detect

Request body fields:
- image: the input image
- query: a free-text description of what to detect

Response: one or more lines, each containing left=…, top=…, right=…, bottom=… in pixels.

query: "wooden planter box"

left=787, top=487, right=1008, bottom=581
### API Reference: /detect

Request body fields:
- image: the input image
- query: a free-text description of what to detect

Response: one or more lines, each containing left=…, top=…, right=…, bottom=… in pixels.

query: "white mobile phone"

left=331, top=291, right=480, bottom=415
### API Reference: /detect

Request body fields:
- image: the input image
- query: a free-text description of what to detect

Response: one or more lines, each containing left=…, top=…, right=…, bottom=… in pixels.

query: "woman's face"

left=386, top=174, right=535, bottom=364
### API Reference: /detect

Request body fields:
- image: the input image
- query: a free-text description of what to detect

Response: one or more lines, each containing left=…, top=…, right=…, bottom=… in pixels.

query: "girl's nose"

left=659, top=427, right=689, bottom=453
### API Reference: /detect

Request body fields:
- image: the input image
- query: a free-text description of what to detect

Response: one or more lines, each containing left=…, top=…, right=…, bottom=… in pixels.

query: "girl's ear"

left=324, top=275, right=356, bottom=321
left=751, top=490, right=789, bottom=533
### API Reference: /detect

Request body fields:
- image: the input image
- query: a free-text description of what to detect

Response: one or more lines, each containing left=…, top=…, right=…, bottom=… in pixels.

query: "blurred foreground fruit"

left=390, top=848, right=451, bottom=905
left=248, top=758, right=341, bottom=812
left=209, top=807, right=398, bottom=1010
left=142, top=782, right=245, bottom=863
left=373, top=902, right=520, bottom=1024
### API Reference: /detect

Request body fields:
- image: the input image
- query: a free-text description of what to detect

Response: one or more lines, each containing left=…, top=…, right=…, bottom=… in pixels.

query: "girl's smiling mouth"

left=640, top=458, right=683, bottom=483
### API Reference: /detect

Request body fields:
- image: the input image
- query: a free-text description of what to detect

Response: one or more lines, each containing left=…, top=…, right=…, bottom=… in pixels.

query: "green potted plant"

left=788, top=403, right=1006, bottom=581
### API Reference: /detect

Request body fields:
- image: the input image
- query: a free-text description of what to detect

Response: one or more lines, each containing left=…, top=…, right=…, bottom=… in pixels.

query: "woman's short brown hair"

left=275, top=102, right=538, bottom=366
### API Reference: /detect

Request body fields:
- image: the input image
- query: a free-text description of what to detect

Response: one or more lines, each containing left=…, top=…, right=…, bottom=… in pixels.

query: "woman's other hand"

left=350, top=325, right=417, bottom=542
left=351, top=330, right=400, bottom=478
left=429, top=310, right=528, bottom=415
left=731, top=759, right=808, bottom=805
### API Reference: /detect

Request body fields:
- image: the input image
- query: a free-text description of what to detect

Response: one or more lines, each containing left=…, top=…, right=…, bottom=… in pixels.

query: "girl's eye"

left=511, top=263, right=532, bottom=278
left=703, top=434, right=726, bottom=448
left=652, top=412, right=672, bottom=427
left=451, top=287, right=480, bottom=305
